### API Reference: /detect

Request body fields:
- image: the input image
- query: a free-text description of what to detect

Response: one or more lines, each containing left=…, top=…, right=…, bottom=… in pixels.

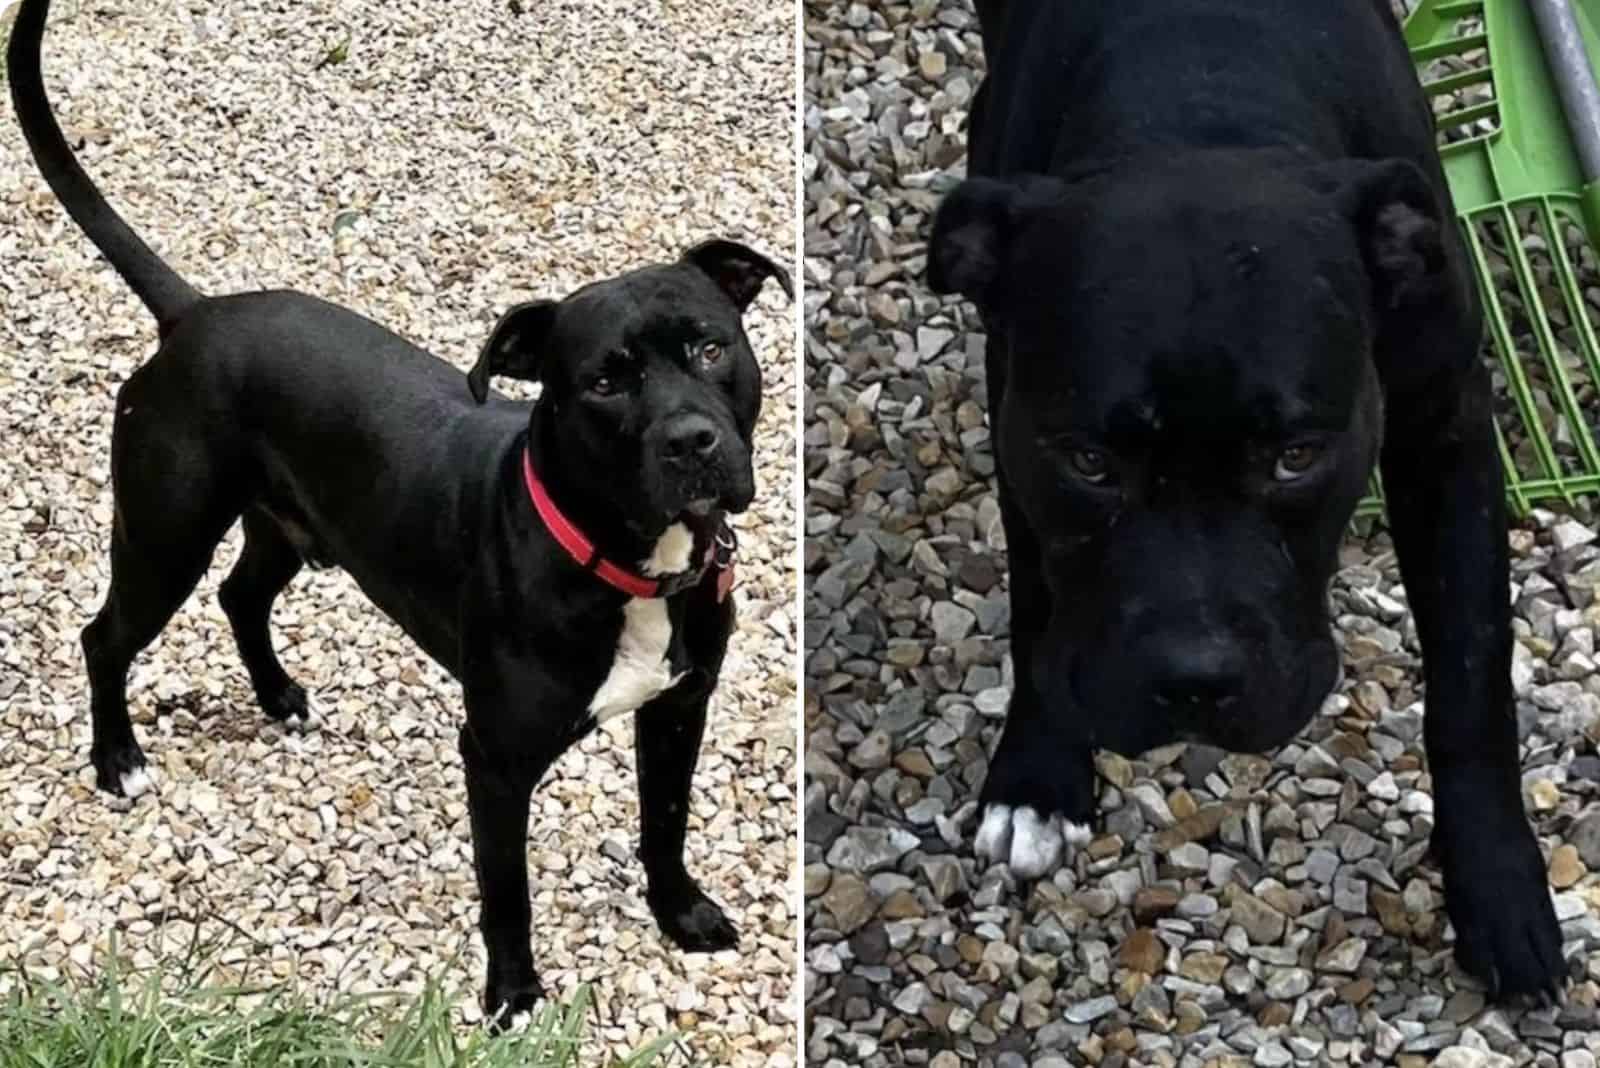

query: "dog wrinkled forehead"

left=1007, top=188, right=1373, bottom=407
left=467, top=243, right=785, bottom=405
left=551, top=265, right=744, bottom=353
left=572, top=265, right=741, bottom=324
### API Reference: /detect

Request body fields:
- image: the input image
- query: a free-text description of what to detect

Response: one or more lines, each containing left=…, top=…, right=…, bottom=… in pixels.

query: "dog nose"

left=663, top=415, right=721, bottom=461
left=1152, top=637, right=1245, bottom=711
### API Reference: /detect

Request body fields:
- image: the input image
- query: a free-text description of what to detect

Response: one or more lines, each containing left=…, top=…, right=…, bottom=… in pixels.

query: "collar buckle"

left=713, top=525, right=738, bottom=566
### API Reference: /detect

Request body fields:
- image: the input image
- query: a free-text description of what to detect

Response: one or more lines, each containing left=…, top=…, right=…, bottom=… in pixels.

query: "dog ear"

left=468, top=300, right=558, bottom=404
left=1311, top=159, right=1446, bottom=311
left=683, top=239, right=794, bottom=310
left=927, top=175, right=1064, bottom=302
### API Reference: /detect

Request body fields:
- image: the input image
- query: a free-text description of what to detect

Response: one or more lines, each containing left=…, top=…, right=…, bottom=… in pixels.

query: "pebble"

left=1231, top=893, right=1287, bottom=944
left=1434, top=1048, right=1514, bottom=1068
left=1552, top=844, right=1587, bottom=888
left=1571, top=811, right=1600, bottom=867
left=1264, top=967, right=1312, bottom=999
left=1118, top=929, right=1165, bottom=974
left=826, top=827, right=918, bottom=873
left=1553, top=519, right=1598, bottom=552
left=930, top=602, right=976, bottom=643
left=1064, top=995, right=1120, bottom=1024
left=1317, top=937, right=1367, bottom=974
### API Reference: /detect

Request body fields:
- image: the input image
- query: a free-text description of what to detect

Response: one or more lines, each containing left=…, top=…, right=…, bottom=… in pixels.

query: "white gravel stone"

left=1552, top=519, right=1598, bottom=552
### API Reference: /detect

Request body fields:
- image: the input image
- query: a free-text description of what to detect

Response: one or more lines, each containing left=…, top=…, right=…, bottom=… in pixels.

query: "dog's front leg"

left=458, top=710, right=554, bottom=1029
left=635, top=681, right=738, bottom=952
left=974, top=329, right=1097, bottom=879
left=1381, top=359, right=1563, bottom=999
left=975, top=528, right=1097, bottom=880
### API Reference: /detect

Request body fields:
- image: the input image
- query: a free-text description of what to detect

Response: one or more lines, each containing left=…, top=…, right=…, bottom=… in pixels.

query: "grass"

left=0, top=939, right=678, bottom=1068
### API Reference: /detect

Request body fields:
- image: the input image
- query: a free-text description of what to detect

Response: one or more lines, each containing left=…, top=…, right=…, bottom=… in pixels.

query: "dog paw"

left=974, top=803, right=1091, bottom=878
left=975, top=732, right=1097, bottom=878
left=484, top=976, right=546, bottom=1034
left=1440, top=826, right=1566, bottom=1000
left=263, top=683, right=321, bottom=732
left=92, top=743, right=153, bottom=799
left=651, top=885, right=738, bottom=952
left=119, top=765, right=155, bottom=798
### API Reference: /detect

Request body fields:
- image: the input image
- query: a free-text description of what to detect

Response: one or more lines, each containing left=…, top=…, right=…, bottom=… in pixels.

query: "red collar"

left=521, top=447, right=735, bottom=601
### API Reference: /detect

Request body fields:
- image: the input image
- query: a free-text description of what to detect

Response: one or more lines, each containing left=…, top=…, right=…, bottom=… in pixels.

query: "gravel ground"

left=0, top=2, right=796, bottom=1063
left=803, top=2, right=1600, bottom=1066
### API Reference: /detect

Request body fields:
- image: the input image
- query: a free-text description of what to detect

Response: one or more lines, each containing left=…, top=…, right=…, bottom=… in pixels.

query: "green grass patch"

left=0, top=942, right=677, bottom=1068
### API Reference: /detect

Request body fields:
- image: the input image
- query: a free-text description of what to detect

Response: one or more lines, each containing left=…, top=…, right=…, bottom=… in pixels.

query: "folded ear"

left=683, top=239, right=794, bottom=310
left=927, top=175, right=1064, bottom=303
left=467, top=300, right=558, bottom=404
left=1308, top=158, right=1447, bottom=311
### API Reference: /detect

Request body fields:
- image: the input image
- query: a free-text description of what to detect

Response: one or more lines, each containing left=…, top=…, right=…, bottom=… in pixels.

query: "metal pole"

left=1528, top=0, right=1600, bottom=182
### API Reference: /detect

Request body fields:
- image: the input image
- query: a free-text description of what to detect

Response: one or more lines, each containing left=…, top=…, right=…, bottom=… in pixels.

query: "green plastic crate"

left=1359, top=0, right=1600, bottom=517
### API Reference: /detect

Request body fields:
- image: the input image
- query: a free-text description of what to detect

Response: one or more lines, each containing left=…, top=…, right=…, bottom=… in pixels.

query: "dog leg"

left=636, top=689, right=737, bottom=952
left=973, top=335, right=1097, bottom=878
left=977, top=711, right=1096, bottom=879
left=84, top=371, right=242, bottom=797
left=976, top=489, right=1096, bottom=877
left=1382, top=358, right=1564, bottom=999
left=458, top=719, right=554, bottom=1030
left=220, top=509, right=314, bottom=729
left=84, top=515, right=226, bottom=797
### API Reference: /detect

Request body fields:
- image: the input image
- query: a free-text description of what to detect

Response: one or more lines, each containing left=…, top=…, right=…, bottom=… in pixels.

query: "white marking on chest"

left=642, top=523, right=695, bottom=576
left=587, top=524, right=694, bottom=722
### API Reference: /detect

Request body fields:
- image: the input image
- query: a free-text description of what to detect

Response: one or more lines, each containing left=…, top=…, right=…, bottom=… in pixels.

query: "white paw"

left=484, top=1004, right=532, bottom=1033
left=120, top=766, right=154, bottom=798
left=286, top=695, right=323, bottom=732
left=974, top=803, right=1091, bottom=879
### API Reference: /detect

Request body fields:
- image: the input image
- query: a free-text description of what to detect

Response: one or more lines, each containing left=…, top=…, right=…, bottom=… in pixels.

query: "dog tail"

left=8, top=0, right=200, bottom=330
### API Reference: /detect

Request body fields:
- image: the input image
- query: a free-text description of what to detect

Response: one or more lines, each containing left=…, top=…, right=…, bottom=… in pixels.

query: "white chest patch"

left=587, top=524, right=694, bottom=722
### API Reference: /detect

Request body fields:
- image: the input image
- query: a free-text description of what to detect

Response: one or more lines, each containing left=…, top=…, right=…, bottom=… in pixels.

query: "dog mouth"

left=653, top=449, right=755, bottom=523
left=673, top=490, right=754, bottom=524
left=664, top=473, right=755, bottom=520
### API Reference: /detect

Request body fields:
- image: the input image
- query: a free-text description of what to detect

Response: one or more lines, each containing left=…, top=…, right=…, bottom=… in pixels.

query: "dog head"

left=469, top=239, right=790, bottom=533
left=929, top=154, right=1447, bottom=754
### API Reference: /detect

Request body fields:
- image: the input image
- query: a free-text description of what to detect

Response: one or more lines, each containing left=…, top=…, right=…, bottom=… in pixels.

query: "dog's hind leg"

left=83, top=505, right=232, bottom=797
left=83, top=374, right=239, bottom=798
left=220, top=508, right=314, bottom=729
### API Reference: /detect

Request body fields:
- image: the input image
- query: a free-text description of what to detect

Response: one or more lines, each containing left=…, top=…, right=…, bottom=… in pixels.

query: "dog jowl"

left=928, top=0, right=1565, bottom=998
left=8, top=0, right=790, bottom=1025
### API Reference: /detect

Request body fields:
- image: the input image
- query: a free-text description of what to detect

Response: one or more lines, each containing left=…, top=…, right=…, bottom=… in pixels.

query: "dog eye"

left=701, top=341, right=724, bottom=365
left=1274, top=443, right=1323, bottom=480
left=1068, top=449, right=1111, bottom=484
left=590, top=376, right=616, bottom=396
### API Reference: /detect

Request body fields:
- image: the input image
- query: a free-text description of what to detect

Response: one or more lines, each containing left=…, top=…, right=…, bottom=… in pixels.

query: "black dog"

left=928, top=0, right=1562, bottom=997
left=9, top=0, right=789, bottom=1023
